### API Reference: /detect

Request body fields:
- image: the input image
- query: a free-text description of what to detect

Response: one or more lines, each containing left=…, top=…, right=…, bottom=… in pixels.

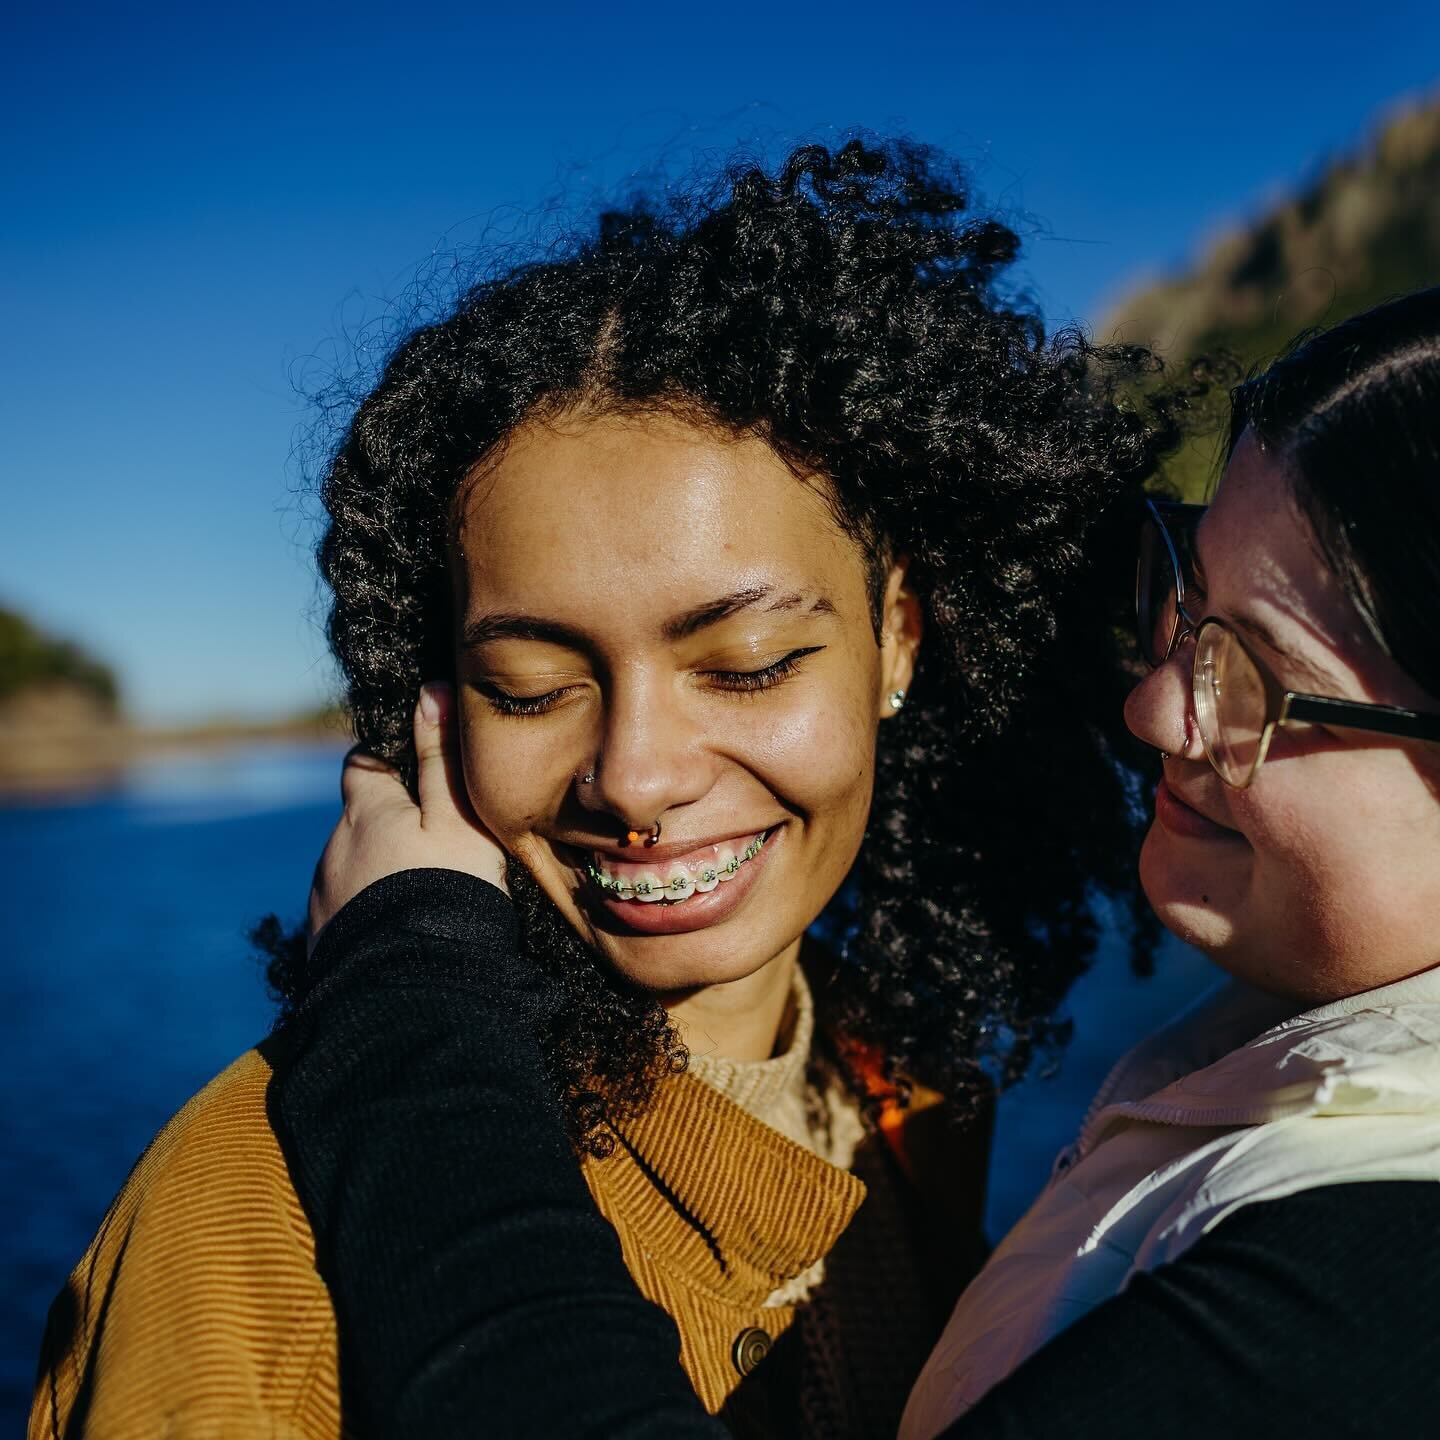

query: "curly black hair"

left=265, top=137, right=1180, bottom=1154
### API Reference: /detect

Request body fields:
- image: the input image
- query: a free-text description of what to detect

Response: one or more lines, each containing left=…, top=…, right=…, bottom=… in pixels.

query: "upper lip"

left=565, top=826, right=773, bottom=867
left=1160, top=774, right=1238, bottom=831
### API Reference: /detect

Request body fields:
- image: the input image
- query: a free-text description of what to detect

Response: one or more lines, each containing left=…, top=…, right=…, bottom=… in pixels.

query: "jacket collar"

left=594, top=1069, right=866, bottom=1307
left=1080, top=965, right=1440, bottom=1153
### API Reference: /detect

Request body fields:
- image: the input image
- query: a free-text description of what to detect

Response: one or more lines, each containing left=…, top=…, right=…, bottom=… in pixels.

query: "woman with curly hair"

left=31, top=139, right=1170, bottom=1439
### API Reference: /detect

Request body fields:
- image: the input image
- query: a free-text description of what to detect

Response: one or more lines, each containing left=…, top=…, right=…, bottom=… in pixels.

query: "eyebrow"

left=1222, top=612, right=1338, bottom=691
left=1192, top=527, right=1337, bottom=691
left=460, top=585, right=837, bottom=651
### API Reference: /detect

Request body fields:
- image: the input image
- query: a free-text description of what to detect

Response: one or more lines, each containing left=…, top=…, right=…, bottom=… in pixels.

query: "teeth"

left=586, top=830, right=768, bottom=903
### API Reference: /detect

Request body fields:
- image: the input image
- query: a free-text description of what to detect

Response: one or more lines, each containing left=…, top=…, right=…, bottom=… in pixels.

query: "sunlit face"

left=450, top=410, right=918, bottom=996
left=1124, top=431, right=1440, bottom=1002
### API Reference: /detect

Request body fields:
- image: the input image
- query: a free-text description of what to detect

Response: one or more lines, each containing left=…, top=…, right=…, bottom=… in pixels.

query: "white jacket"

left=900, top=966, right=1440, bottom=1440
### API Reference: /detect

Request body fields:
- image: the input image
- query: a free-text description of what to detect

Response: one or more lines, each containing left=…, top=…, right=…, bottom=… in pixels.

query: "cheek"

left=455, top=703, right=568, bottom=841
left=1238, top=754, right=1440, bottom=970
left=743, top=681, right=878, bottom=821
left=1234, top=783, right=1342, bottom=934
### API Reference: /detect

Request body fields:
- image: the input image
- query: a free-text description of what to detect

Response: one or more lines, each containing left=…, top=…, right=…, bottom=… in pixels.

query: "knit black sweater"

left=270, top=869, right=1440, bottom=1438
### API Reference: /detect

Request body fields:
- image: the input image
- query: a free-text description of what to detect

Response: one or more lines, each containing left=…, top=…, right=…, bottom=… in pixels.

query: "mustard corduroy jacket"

left=31, top=1041, right=978, bottom=1437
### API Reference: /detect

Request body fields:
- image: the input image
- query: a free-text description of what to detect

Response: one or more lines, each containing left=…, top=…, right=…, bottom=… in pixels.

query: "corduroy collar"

left=589, top=1068, right=867, bottom=1308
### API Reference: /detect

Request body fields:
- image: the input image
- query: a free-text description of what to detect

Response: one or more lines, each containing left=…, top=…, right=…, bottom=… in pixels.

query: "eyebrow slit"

left=663, top=585, right=836, bottom=642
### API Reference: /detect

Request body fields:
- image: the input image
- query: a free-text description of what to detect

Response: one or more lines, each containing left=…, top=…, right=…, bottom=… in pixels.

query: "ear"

left=877, top=556, right=922, bottom=718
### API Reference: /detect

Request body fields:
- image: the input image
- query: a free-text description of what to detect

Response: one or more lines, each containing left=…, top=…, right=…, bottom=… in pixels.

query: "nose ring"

left=622, top=819, right=662, bottom=847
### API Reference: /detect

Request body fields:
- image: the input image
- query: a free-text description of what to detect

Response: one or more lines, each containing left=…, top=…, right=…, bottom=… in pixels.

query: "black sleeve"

left=940, top=1180, right=1440, bottom=1439
left=266, top=868, right=725, bottom=1440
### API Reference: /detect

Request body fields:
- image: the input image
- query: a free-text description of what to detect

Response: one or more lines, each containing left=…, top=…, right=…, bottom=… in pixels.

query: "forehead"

left=452, top=412, right=863, bottom=623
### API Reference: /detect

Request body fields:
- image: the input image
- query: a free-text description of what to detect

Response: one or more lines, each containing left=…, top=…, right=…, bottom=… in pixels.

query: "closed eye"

left=706, top=647, right=824, bottom=694
left=473, top=681, right=576, bottom=717
left=474, top=647, right=825, bottom=717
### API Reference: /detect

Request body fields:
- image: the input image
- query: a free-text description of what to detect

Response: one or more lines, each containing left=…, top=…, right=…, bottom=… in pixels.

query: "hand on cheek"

left=307, top=683, right=509, bottom=952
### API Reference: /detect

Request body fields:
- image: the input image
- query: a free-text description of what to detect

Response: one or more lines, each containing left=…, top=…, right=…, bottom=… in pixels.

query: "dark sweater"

left=272, top=869, right=1440, bottom=1438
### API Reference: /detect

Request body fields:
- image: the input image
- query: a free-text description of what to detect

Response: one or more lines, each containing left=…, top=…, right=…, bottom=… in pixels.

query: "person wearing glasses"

left=900, top=286, right=1440, bottom=1437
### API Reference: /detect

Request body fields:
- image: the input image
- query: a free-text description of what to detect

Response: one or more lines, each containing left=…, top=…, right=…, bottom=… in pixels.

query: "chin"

left=1139, top=824, right=1244, bottom=959
left=596, top=932, right=786, bottom=995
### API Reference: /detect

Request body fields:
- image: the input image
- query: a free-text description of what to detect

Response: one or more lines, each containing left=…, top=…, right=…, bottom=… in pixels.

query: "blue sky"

left=4, top=1, right=1438, bottom=721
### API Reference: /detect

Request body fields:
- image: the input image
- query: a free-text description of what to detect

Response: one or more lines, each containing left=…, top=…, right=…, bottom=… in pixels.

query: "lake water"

left=1, top=744, right=1214, bottom=1427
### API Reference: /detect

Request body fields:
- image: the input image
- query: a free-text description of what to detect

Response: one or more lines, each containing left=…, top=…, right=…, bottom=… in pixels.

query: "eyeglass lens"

left=1137, top=515, right=1181, bottom=668
left=1193, top=622, right=1267, bottom=787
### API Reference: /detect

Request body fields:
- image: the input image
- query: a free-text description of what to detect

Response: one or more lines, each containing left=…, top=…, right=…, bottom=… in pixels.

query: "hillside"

left=1104, top=95, right=1440, bottom=498
left=0, top=607, right=119, bottom=710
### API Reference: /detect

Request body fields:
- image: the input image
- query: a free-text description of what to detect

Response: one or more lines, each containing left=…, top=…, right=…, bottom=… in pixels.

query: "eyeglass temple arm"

left=1283, top=693, right=1440, bottom=744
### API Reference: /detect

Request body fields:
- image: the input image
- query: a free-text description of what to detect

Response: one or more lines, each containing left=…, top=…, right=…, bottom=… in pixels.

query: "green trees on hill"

left=1106, top=97, right=1440, bottom=498
left=0, top=607, right=119, bottom=711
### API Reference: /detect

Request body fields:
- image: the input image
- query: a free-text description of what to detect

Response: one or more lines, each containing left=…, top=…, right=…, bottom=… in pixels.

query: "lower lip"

left=1154, top=779, right=1242, bottom=842
left=582, top=827, right=781, bottom=935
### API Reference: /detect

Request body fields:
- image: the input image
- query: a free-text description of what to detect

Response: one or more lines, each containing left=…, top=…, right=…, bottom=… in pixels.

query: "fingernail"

left=418, top=682, right=450, bottom=727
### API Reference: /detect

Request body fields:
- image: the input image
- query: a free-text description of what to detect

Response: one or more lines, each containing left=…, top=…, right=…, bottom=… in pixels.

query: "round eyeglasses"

left=1137, top=499, right=1440, bottom=788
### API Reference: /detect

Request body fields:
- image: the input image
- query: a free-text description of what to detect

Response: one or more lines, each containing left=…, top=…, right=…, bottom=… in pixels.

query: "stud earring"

left=580, top=771, right=595, bottom=784
left=888, top=689, right=907, bottom=712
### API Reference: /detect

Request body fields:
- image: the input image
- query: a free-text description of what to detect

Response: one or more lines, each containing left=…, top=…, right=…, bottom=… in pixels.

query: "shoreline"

left=0, top=714, right=351, bottom=805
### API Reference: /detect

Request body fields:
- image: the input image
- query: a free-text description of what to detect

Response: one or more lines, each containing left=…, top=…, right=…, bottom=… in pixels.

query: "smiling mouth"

left=583, top=829, right=771, bottom=905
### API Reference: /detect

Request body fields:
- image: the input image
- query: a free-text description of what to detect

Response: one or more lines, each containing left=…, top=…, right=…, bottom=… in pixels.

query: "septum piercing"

left=575, top=770, right=659, bottom=846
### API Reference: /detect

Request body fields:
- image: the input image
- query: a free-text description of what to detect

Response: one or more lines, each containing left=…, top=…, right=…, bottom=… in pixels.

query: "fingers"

left=339, top=743, right=407, bottom=812
left=414, top=681, right=475, bottom=824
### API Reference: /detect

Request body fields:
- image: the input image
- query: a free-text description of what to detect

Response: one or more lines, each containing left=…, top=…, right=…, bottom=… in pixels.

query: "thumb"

left=414, top=681, right=471, bottom=823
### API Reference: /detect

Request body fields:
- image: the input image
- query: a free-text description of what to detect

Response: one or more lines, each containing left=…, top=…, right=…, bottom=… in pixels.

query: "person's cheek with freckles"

left=454, top=693, right=572, bottom=877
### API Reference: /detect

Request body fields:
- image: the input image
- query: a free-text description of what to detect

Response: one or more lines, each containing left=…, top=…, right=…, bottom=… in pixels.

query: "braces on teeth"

left=586, top=833, right=767, bottom=901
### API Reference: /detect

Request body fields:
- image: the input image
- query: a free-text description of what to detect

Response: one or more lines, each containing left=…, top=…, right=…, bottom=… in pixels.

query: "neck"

left=662, top=938, right=801, bottom=1063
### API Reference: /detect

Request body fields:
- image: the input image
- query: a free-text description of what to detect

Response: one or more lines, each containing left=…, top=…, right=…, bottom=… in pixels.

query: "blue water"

left=1, top=745, right=1214, bottom=1428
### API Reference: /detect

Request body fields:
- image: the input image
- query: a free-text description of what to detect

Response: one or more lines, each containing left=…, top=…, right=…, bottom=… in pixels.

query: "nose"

left=579, top=669, right=715, bottom=834
left=1123, top=640, right=1206, bottom=763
